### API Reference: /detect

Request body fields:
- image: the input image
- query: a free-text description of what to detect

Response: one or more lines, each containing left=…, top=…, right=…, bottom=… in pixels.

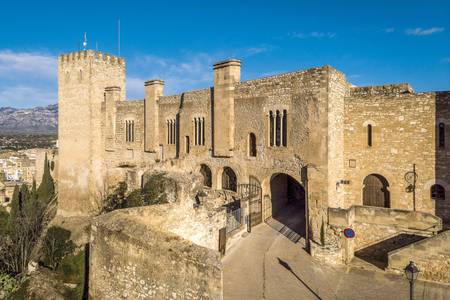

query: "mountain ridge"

left=0, top=104, right=58, bottom=134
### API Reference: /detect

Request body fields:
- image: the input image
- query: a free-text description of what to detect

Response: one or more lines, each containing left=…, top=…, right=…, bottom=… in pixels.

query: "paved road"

left=222, top=221, right=450, bottom=300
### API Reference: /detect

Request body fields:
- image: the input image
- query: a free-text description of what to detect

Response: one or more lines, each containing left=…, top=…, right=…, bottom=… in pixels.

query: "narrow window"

left=275, top=110, right=281, bottom=146
left=249, top=133, right=257, bottom=157
left=367, top=124, right=373, bottom=147
left=269, top=111, right=274, bottom=147
left=197, top=118, right=201, bottom=145
left=201, top=117, right=205, bottom=145
left=282, top=109, right=287, bottom=147
left=194, top=118, right=198, bottom=145
left=167, top=121, right=170, bottom=144
left=185, top=136, right=190, bottom=154
left=439, top=123, right=445, bottom=148
left=431, top=184, right=445, bottom=200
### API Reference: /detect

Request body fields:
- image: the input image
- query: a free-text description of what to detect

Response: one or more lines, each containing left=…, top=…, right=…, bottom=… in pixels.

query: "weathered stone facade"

left=58, top=50, right=450, bottom=268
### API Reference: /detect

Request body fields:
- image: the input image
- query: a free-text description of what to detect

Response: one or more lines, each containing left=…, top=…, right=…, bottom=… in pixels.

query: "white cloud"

left=289, top=31, right=336, bottom=39
left=128, top=46, right=271, bottom=97
left=441, top=57, right=450, bottom=64
left=385, top=28, right=395, bottom=33
left=0, top=50, right=56, bottom=79
left=0, top=85, right=56, bottom=108
left=405, top=27, right=444, bottom=36
left=0, top=49, right=57, bottom=108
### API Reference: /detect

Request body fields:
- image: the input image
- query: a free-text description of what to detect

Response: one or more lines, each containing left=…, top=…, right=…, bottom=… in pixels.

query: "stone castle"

left=57, top=50, right=450, bottom=298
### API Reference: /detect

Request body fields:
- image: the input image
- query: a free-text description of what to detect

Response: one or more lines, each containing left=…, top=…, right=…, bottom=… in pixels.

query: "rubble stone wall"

left=90, top=210, right=222, bottom=300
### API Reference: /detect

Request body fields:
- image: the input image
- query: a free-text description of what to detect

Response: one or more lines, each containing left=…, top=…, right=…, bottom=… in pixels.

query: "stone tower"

left=58, top=50, right=125, bottom=216
left=213, top=59, right=241, bottom=157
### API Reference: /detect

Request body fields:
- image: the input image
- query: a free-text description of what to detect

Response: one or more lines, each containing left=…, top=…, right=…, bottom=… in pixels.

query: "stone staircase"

left=266, top=217, right=302, bottom=244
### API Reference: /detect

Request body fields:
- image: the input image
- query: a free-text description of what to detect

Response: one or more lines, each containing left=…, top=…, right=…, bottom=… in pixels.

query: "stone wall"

left=90, top=210, right=223, bottom=299
left=388, top=230, right=450, bottom=284
left=343, top=88, right=450, bottom=218
left=327, top=205, right=442, bottom=262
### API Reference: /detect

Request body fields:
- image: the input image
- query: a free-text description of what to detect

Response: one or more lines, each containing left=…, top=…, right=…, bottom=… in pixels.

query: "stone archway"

left=200, top=164, right=212, bottom=188
left=269, top=173, right=306, bottom=238
left=363, top=174, right=390, bottom=208
left=222, top=167, right=237, bottom=192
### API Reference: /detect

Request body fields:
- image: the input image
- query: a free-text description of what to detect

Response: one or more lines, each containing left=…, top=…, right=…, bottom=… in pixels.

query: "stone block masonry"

left=90, top=209, right=223, bottom=300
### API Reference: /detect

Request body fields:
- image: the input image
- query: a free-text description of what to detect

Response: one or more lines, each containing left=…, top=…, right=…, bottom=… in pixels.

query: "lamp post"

left=404, top=261, right=420, bottom=300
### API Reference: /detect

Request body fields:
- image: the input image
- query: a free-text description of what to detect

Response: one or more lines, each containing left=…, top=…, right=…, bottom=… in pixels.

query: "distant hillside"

left=0, top=104, right=58, bottom=134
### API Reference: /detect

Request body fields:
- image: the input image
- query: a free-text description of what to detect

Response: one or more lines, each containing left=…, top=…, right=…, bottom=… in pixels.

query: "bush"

left=102, top=182, right=127, bottom=213
left=102, top=174, right=177, bottom=213
left=0, top=207, right=9, bottom=236
left=58, top=250, right=86, bottom=300
left=41, top=226, right=76, bottom=270
left=141, top=172, right=176, bottom=205
left=0, top=273, right=27, bottom=299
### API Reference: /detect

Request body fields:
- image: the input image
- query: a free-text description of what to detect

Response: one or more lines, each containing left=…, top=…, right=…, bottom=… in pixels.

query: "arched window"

left=78, top=69, right=83, bottom=82
left=275, top=110, right=281, bottom=146
left=367, top=124, right=373, bottom=147
left=200, top=164, right=212, bottom=188
left=193, top=117, right=205, bottom=146
left=125, top=120, right=135, bottom=142
left=249, top=133, right=257, bottom=157
left=362, top=174, right=390, bottom=208
left=222, top=167, right=237, bottom=192
left=439, top=123, right=445, bottom=148
left=431, top=184, right=445, bottom=200
left=269, top=111, right=274, bottom=146
left=167, top=119, right=176, bottom=144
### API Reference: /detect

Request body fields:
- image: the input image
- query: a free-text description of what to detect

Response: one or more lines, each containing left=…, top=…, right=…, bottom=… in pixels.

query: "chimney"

left=213, top=59, right=241, bottom=157
left=144, top=79, right=164, bottom=152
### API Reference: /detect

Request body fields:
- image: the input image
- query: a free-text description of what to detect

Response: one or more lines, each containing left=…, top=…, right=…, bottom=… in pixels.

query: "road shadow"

left=277, top=257, right=322, bottom=299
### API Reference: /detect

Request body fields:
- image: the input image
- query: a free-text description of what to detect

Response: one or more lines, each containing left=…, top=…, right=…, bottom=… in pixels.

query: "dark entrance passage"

left=269, top=174, right=306, bottom=240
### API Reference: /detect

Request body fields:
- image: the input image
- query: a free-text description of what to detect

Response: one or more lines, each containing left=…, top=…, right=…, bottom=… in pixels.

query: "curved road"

left=223, top=220, right=450, bottom=300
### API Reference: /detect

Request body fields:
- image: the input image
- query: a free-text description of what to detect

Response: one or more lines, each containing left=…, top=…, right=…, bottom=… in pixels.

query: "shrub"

left=41, top=226, right=75, bottom=270
left=141, top=172, right=176, bottom=205
left=58, top=250, right=86, bottom=300
left=102, top=182, right=127, bottom=213
left=0, top=273, right=27, bottom=299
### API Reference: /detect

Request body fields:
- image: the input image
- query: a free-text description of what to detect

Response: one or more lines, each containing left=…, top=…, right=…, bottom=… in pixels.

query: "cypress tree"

left=37, top=153, right=55, bottom=205
left=9, top=185, right=21, bottom=223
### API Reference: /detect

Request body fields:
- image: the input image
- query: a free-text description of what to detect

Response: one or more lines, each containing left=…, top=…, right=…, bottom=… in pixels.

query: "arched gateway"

left=269, top=173, right=306, bottom=237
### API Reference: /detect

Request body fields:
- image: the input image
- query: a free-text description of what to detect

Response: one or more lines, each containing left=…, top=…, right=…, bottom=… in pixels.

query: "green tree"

left=37, top=153, right=55, bottom=206
left=41, top=226, right=75, bottom=270
left=9, top=186, right=21, bottom=224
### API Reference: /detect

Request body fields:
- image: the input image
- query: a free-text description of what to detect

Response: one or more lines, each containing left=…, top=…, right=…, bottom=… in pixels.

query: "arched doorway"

left=362, top=174, right=390, bottom=208
left=222, top=167, right=237, bottom=192
left=200, top=164, right=212, bottom=188
left=269, top=173, right=306, bottom=238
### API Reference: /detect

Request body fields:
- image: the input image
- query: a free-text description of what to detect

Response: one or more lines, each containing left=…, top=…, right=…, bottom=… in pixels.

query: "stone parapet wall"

left=388, top=230, right=450, bottom=284
left=90, top=210, right=222, bottom=299
left=327, top=205, right=442, bottom=261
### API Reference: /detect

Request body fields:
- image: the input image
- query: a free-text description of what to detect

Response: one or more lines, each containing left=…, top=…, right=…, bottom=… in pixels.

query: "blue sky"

left=0, top=0, right=449, bottom=108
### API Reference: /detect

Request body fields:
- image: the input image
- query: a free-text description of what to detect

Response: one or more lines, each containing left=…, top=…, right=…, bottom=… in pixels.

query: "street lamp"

left=404, top=261, right=420, bottom=300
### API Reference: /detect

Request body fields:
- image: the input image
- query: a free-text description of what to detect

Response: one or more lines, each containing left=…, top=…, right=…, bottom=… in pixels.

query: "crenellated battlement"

left=59, top=50, right=125, bottom=66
